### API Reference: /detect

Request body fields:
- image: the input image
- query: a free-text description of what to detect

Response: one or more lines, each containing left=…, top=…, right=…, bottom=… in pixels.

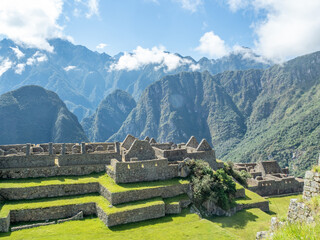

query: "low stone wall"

left=11, top=221, right=55, bottom=231
left=235, top=187, right=246, bottom=198
left=0, top=155, right=55, bottom=169
left=0, top=182, right=100, bottom=200
left=9, top=203, right=96, bottom=223
left=0, top=214, right=10, bottom=232
left=58, top=153, right=120, bottom=166
left=165, top=203, right=181, bottom=214
left=236, top=201, right=270, bottom=212
left=0, top=164, right=106, bottom=179
left=105, top=203, right=165, bottom=227
left=303, top=170, right=320, bottom=200
left=104, top=182, right=190, bottom=205
left=287, top=199, right=313, bottom=223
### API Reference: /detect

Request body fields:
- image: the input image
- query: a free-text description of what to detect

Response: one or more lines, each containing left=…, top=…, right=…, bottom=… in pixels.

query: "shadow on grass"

left=109, top=209, right=189, bottom=232
left=207, top=209, right=259, bottom=229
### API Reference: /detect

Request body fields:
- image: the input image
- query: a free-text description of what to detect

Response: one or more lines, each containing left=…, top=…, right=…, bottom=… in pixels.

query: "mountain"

left=0, top=85, right=88, bottom=144
left=109, top=71, right=247, bottom=155
left=0, top=38, right=271, bottom=121
left=109, top=51, right=320, bottom=176
left=81, top=89, right=136, bottom=142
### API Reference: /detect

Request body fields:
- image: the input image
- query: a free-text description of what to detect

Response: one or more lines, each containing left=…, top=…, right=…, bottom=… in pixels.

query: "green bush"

left=186, top=159, right=236, bottom=210
left=223, top=162, right=251, bottom=188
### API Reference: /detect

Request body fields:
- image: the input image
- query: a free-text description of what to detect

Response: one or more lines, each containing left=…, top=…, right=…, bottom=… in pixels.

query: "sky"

left=0, top=0, right=320, bottom=63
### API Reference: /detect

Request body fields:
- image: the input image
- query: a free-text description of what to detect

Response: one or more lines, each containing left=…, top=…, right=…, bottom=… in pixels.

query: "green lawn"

left=0, top=194, right=301, bottom=240
left=235, top=188, right=267, bottom=205
left=267, top=194, right=301, bottom=219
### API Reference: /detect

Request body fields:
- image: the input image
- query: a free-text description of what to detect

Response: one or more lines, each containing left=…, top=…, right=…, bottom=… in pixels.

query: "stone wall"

left=101, top=182, right=190, bottom=205
left=0, top=164, right=106, bottom=179
left=303, top=170, right=320, bottom=200
left=248, top=177, right=304, bottom=196
left=108, top=158, right=179, bottom=183
left=0, top=155, right=55, bottom=169
left=58, top=153, right=120, bottom=166
left=0, top=182, right=100, bottom=200
left=104, top=202, right=165, bottom=227
left=0, top=214, right=10, bottom=232
left=9, top=202, right=96, bottom=222
left=287, top=199, right=314, bottom=223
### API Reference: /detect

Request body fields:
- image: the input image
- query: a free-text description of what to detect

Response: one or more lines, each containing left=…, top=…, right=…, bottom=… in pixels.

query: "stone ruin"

left=0, top=135, right=219, bottom=232
left=0, top=135, right=302, bottom=233
left=234, top=161, right=304, bottom=196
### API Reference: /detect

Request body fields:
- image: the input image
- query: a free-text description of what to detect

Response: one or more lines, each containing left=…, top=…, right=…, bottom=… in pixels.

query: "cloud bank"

left=0, top=0, right=64, bottom=52
left=227, top=0, right=320, bottom=61
left=109, top=46, right=199, bottom=72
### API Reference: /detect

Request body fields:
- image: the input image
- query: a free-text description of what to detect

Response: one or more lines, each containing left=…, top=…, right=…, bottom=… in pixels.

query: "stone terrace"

left=0, top=135, right=269, bottom=232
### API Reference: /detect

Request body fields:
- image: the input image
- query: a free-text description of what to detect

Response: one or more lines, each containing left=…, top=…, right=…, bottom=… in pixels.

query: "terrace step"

left=0, top=174, right=190, bottom=206
left=0, top=194, right=173, bottom=231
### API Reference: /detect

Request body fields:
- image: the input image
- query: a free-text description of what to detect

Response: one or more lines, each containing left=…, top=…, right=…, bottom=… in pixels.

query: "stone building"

left=234, top=161, right=304, bottom=196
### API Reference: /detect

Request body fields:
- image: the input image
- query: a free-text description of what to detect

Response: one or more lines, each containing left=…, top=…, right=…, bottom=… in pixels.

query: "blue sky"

left=61, top=0, right=255, bottom=60
left=0, top=0, right=320, bottom=62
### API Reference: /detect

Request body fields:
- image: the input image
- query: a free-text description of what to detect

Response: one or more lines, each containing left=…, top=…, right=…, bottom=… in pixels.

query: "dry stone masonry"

left=0, top=135, right=217, bottom=232
left=235, top=161, right=304, bottom=196
left=0, top=135, right=280, bottom=233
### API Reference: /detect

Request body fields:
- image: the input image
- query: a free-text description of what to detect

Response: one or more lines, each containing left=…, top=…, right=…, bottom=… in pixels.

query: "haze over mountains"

left=0, top=38, right=270, bottom=121
left=1, top=38, right=320, bottom=176
left=109, top=51, right=320, bottom=176
left=0, top=85, right=88, bottom=145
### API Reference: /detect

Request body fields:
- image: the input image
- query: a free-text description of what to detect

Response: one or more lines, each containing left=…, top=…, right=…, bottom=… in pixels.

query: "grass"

left=235, top=188, right=267, bottom=205
left=0, top=194, right=300, bottom=239
left=0, top=173, right=189, bottom=193
left=267, top=194, right=301, bottom=219
left=0, top=194, right=165, bottom=218
left=272, top=220, right=320, bottom=240
left=163, top=194, right=189, bottom=205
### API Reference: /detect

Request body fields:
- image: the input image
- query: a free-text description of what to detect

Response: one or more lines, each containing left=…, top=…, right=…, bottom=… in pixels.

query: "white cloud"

left=26, top=51, right=48, bottom=66
left=14, top=63, right=26, bottom=74
left=0, top=0, right=64, bottom=52
left=96, top=43, right=108, bottom=49
left=195, top=31, right=229, bottom=59
left=0, top=58, right=13, bottom=77
left=86, top=0, right=99, bottom=18
left=109, top=46, right=195, bottom=72
left=173, top=0, right=202, bottom=13
left=227, top=0, right=320, bottom=61
left=232, top=45, right=270, bottom=64
left=189, top=64, right=200, bottom=71
left=10, top=46, right=25, bottom=59
left=64, top=65, right=77, bottom=71
left=227, top=0, right=249, bottom=12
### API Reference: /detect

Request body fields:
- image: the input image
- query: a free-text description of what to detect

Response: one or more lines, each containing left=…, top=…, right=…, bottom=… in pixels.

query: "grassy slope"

left=0, top=194, right=300, bottom=240
left=267, top=194, right=301, bottom=219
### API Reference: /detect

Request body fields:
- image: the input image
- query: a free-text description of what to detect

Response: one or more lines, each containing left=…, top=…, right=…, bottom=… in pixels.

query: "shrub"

left=223, top=162, right=251, bottom=188
left=186, top=159, right=236, bottom=210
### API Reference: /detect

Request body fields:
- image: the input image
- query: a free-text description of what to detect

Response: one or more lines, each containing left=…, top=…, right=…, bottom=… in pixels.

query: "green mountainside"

left=110, top=51, right=320, bottom=176
left=0, top=85, right=88, bottom=144
left=81, top=89, right=136, bottom=142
